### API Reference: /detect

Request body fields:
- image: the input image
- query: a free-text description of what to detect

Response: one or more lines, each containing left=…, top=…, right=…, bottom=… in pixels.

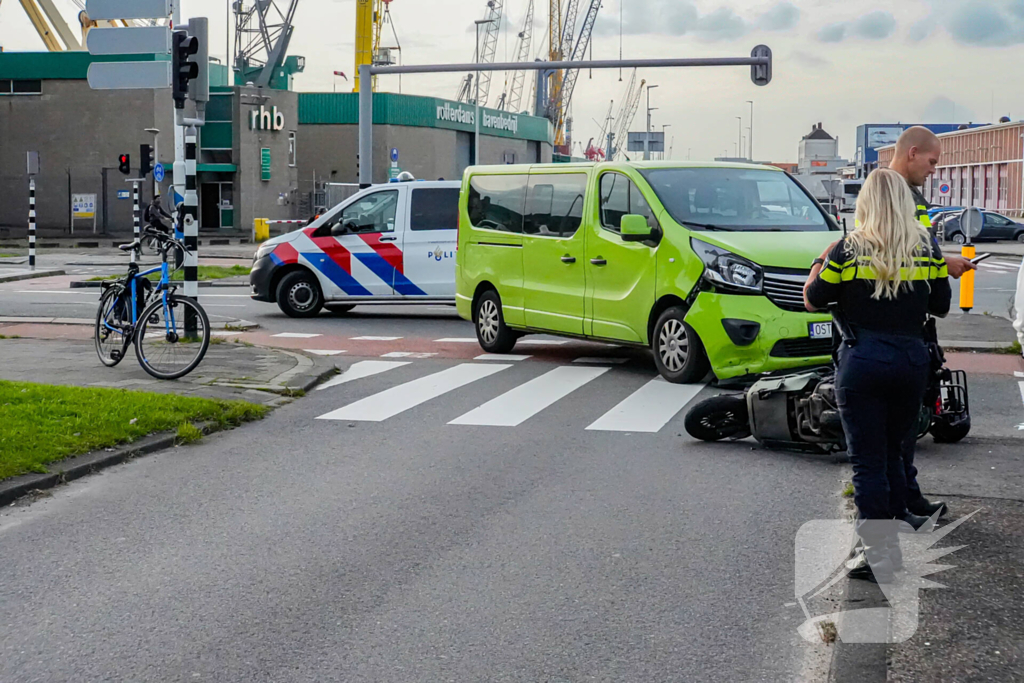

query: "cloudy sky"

left=2, top=0, right=1023, bottom=161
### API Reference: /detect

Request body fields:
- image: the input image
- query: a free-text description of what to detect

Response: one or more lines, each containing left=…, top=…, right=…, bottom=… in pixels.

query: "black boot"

left=907, top=497, right=947, bottom=518
left=846, top=545, right=895, bottom=584
left=900, top=513, right=931, bottom=531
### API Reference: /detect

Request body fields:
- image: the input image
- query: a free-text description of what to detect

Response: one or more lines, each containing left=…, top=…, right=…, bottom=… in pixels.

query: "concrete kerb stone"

left=70, top=278, right=249, bottom=289
left=0, top=269, right=66, bottom=283
left=0, top=315, right=259, bottom=332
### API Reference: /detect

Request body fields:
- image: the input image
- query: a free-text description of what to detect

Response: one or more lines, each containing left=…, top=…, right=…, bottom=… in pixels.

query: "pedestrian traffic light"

left=139, top=144, right=154, bottom=177
left=118, top=153, right=131, bottom=175
left=172, top=30, right=200, bottom=109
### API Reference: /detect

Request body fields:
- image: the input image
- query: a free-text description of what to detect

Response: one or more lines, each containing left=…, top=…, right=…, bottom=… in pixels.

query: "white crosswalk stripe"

left=587, top=378, right=706, bottom=433
left=450, top=366, right=609, bottom=427
left=316, top=363, right=511, bottom=421
left=316, top=361, right=711, bottom=434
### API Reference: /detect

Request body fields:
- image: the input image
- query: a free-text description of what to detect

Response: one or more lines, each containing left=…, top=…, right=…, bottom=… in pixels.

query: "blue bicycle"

left=94, top=228, right=211, bottom=380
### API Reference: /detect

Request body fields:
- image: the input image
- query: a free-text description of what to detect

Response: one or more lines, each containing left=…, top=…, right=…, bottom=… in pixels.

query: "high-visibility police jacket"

left=807, top=238, right=951, bottom=338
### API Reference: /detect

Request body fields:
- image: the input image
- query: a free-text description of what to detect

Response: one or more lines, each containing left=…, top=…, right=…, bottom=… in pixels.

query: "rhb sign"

left=250, top=105, right=285, bottom=132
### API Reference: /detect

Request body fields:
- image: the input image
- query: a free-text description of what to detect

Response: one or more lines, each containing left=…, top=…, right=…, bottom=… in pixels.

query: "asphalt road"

left=1, top=354, right=846, bottom=681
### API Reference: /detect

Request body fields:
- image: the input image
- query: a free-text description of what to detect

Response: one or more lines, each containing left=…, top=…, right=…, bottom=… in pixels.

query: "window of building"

left=288, top=132, right=297, bottom=167
left=467, top=174, right=528, bottom=233
left=961, top=167, right=970, bottom=206
left=972, top=166, right=983, bottom=205
left=599, top=172, right=658, bottom=233
left=951, top=170, right=960, bottom=206
left=0, top=79, right=42, bottom=95
left=410, top=188, right=460, bottom=231
left=998, top=164, right=1009, bottom=210
left=523, top=174, right=588, bottom=238
left=985, top=165, right=996, bottom=208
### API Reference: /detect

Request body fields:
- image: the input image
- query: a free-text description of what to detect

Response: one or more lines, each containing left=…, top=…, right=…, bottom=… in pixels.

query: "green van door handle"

left=590, top=258, right=607, bottom=266
left=561, top=256, right=576, bottom=264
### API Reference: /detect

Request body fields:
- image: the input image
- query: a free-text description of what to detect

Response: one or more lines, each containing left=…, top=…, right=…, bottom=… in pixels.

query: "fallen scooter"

left=684, top=317, right=971, bottom=453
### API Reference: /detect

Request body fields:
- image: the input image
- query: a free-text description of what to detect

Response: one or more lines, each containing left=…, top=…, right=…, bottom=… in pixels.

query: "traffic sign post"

left=85, top=0, right=172, bottom=20
left=154, top=163, right=165, bottom=183
left=86, top=26, right=172, bottom=55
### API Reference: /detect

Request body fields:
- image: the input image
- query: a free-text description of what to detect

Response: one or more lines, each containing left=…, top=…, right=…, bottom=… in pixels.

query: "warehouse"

left=876, top=120, right=1024, bottom=218
left=0, top=51, right=553, bottom=235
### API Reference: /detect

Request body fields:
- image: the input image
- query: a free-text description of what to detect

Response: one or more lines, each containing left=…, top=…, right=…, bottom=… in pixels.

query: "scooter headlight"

left=691, top=238, right=764, bottom=294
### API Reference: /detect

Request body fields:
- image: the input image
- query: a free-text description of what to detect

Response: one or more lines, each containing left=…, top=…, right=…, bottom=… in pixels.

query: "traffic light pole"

left=28, top=178, right=36, bottom=271
left=183, top=125, right=199, bottom=336
left=356, top=48, right=773, bottom=187
left=132, top=180, right=140, bottom=264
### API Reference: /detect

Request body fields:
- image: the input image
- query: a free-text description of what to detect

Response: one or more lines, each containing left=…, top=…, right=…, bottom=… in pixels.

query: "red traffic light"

left=118, top=153, right=131, bottom=175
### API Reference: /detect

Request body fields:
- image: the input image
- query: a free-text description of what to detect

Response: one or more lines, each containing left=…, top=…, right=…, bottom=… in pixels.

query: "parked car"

left=456, top=161, right=843, bottom=384
left=250, top=180, right=461, bottom=317
left=939, top=210, right=1024, bottom=244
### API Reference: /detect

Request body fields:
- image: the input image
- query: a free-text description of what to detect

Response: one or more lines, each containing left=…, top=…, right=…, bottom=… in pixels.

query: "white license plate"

left=809, top=322, right=833, bottom=340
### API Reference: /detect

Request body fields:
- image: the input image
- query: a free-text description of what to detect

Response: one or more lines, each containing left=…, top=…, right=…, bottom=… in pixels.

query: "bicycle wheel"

left=95, top=285, right=133, bottom=367
left=134, top=294, right=211, bottom=380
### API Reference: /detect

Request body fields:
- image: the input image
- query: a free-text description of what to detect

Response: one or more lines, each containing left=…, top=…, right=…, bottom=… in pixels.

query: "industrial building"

left=0, top=50, right=553, bottom=233
left=854, top=123, right=988, bottom=178
left=876, top=120, right=1024, bottom=218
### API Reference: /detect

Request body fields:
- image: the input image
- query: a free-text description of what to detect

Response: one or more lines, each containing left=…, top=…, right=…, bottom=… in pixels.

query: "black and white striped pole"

left=26, top=151, right=39, bottom=270
left=132, top=180, right=140, bottom=264
left=183, top=124, right=199, bottom=335
left=28, top=178, right=36, bottom=271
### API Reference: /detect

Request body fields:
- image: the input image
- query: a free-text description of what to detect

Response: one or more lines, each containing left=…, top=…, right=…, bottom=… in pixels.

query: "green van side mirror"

left=621, top=214, right=654, bottom=242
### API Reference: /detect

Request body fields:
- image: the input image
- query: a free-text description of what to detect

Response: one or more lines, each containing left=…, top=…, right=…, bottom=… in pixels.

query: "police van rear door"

left=399, top=184, right=461, bottom=298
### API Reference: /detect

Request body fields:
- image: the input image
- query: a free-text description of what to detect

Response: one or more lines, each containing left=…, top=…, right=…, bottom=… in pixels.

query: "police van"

left=250, top=180, right=461, bottom=317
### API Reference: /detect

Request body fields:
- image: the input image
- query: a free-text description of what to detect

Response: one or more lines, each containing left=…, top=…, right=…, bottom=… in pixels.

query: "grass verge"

left=0, top=380, right=267, bottom=481
left=89, top=265, right=250, bottom=283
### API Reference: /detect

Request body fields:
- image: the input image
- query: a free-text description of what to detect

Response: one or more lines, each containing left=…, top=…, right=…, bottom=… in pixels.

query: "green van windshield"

left=639, top=167, right=832, bottom=233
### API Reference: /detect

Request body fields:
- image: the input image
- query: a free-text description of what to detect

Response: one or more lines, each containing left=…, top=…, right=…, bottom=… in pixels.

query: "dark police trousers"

left=836, top=331, right=929, bottom=527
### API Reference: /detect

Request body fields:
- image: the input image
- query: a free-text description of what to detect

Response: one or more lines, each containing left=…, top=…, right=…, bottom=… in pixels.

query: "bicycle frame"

left=104, top=241, right=180, bottom=337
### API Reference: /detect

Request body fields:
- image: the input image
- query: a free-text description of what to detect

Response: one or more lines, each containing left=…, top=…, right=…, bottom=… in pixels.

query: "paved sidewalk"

left=0, top=268, right=65, bottom=283
left=936, top=312, right=1020, bottom=350
left=0, top=338, right=340, bottom=406
left=942, top=242, right=1024, bottom=258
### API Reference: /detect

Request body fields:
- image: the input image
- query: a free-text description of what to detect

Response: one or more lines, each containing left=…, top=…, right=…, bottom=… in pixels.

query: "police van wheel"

left=652, top=307, right=710, bottom=384
left=276, top=271, right=324, bottom=318
left=475, top=290, right=517, bottom=354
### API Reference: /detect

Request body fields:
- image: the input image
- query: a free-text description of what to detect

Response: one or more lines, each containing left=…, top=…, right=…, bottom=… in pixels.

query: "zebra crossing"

left=315, top=359, right=709, bottom=433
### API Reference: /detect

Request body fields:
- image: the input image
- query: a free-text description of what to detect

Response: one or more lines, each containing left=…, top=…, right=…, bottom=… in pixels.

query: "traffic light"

left=172, top=30, right=199, bottom=109
left=118, top=153, right=131, bottom=175
left=139, top=144, right=154, bottom=177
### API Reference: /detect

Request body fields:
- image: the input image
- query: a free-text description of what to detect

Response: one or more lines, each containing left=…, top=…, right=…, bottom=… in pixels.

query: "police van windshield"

left=640, top=168, right=833, bottom=232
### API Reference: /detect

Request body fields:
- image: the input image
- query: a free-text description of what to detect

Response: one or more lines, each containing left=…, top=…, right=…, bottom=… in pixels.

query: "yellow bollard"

left=960, top=244, right=975, bottom=312
left=254, top=218, right=270, bottom=243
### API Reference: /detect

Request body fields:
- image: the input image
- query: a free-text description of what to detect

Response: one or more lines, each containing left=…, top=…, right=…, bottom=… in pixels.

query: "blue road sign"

left=390, top=148, right=399, bottom=163
left=117, top=190, right=131, bottom=199
left=153, top=163, right=165, bottom=182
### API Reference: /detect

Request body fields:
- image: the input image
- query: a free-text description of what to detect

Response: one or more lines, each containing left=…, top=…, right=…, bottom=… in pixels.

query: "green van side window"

left=468, top=175, right=528, bottom=233
left=523, top=174, right=588, bottom=238
left=600, top=173, right=657, bottom=233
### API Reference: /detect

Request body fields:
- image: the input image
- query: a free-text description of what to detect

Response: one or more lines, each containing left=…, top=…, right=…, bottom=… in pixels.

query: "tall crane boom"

left=556, top=0, right=599, bottom=140
left=10, top=0, right=84, bottom=51
left=544, top=0, right=599, bottom=149
left=498, top=0, right=534, bottom=113
left=354, top=0, right=397, bottom=93
left=234, top=0, right=301, bottom=88
left=611, top=70, right=645, bottom=160
left=457, top=0, right=504, bottom=106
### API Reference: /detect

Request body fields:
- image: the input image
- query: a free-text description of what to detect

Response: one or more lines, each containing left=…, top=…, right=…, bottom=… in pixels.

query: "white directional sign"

left=85, top=0, right=171, bottom=21
left=86, top=26, right=172, bottom=55
left=87, top=61, right=172, bottom=90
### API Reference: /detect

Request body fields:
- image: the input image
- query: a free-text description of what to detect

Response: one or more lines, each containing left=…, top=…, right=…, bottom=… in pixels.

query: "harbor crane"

left=497, top=0, right=534, bottom=113
left=456, top=0, right=504, bottom=106
left=234, top=0, right=303, bottom=89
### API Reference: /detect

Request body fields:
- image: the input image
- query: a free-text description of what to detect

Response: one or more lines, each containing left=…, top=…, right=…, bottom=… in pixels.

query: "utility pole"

left=662, top=124, right=672, bottom=160
left=645, top=84, right=658, bottom=161
left=474, top=19, right=496, bottom=166
left=746, top=99, right=754, bottom=161
left=736, top=116, right=743, bottom=160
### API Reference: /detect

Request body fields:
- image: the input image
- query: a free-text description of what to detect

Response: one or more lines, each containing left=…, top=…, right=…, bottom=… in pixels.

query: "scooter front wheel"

left=684, top=395, right=751, bottom=442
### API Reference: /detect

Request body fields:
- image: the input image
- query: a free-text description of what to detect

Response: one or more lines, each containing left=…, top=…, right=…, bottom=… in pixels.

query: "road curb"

left=827, top=576, right=889, bottom=682
left=0, top=269, right=66, bottom=283
left=0, top=315, right=258, bottom=331
left=70, top=279, right=248, bottom=289
left=0, top=420, right=220, bottom=508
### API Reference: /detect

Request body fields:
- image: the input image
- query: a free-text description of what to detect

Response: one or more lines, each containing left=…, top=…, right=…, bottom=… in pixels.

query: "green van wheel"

left=475, top=290, right=517, bottom=354
left=652, top=307, right=710, bottom=384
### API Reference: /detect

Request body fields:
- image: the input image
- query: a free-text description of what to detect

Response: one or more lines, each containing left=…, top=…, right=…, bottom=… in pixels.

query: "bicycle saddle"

left=118, top=240, right=142, bottom=252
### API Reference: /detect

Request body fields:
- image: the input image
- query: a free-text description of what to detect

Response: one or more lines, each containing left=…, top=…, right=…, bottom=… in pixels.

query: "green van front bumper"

left=684, top=292, right=833, bottom=380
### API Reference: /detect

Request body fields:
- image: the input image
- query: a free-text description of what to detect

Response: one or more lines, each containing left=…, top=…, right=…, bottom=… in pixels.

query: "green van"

left=455, top=161, right=840, bottom=383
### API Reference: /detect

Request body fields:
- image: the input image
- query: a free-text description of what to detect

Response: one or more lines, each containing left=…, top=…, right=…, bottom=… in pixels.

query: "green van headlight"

left=691, top=238, right=764, bottom=294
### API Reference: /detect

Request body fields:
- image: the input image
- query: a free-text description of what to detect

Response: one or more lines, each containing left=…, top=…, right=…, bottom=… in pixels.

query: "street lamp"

left=645, top=84, right=659, bottom=160
left=144, top=127, right=160, bottom=198
left=746, top=99, right=754, bottom=160
left=735, top=116, right=743, bottom=160
left=474, top=19, right=496, bottom=166
left=661, top=124, right=672, bottom=160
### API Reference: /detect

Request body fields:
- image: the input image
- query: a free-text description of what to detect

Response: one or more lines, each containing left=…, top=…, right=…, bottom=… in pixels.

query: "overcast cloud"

left=0, top=0, right=1022, bottom=162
